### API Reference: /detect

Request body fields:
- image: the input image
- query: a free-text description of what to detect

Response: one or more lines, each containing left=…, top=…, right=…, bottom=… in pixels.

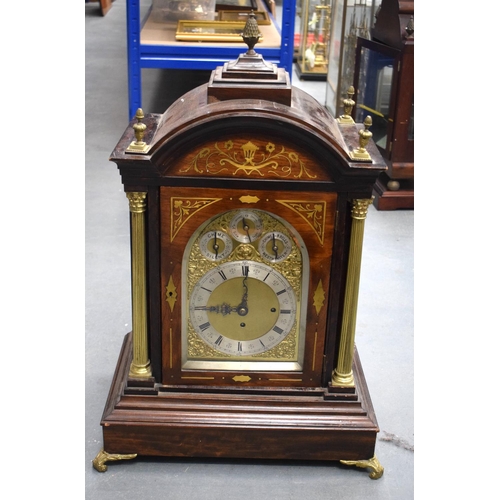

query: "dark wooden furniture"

left=353, top=0, right=414, bottom=210
left=100, top=0, right=112, bottom=15
left=93, top=22, right=387, bottom=478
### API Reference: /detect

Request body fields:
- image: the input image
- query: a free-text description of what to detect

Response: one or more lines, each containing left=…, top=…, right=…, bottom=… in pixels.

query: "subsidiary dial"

left=199, top=230, right=233, bottom=261
left=258, top=232, right=292, bottom=263
left=228, top=210, right=264, bottom=243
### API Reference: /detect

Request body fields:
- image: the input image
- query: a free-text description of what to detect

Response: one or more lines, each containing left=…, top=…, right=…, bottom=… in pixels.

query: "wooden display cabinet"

left=353, top=0, right=414, bottom=210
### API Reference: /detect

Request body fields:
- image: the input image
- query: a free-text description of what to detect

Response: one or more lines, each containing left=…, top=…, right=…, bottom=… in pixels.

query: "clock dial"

left=199, top=230, right=233, bottom=261
left=189, top=260, right=297, bottom=356
left=228, top=210, right=264, bottom=243
left=182, top=205, right=310, bottom=372
left=258, top=232, right=292, bottom=263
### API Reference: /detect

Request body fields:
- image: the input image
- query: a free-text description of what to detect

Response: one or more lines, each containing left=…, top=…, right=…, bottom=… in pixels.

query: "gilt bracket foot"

left=340, top=455, right=384, bottom=479
left=92, top=448, right=138, bottom=472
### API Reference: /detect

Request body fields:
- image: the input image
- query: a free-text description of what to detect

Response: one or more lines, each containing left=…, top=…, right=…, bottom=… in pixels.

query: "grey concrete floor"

left=85, top=1, right=414, bottom=498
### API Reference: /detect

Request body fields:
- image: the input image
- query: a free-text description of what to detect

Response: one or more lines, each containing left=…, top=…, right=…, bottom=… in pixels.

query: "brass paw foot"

left=340, top=455, right=384, bottom=479
left=92, top=448, right=138, bottom=472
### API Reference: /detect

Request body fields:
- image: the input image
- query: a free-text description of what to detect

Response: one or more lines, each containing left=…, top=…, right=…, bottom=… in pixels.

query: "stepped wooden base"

left=94, top=333, right=383, bottom=479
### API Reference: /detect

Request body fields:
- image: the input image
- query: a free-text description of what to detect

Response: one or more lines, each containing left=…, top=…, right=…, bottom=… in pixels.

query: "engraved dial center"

left=206, top=277, right=279, bottom=341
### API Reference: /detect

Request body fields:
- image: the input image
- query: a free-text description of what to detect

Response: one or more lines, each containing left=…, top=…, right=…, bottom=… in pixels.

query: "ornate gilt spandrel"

left=170, top=197, right=222, bottom=242
left=276, top=200, right=327, bottom=245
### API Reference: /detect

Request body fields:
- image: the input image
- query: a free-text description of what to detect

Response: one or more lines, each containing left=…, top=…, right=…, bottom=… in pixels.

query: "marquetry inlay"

left=170, top=197, right=222, bottom=241
left=179, top=141, right=318, bottom=179
left=276, top=200, right=327, bottom=244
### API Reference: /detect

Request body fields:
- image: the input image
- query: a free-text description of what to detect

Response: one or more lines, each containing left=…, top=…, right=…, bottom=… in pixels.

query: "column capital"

left=126, top=191, right=147, bottom=213
left=351, top=197, right=373, bottom=220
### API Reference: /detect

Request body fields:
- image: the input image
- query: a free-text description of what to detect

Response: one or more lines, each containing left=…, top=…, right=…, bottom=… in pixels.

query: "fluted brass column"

left=126, top=192, right=152, bottom=378
left=332, top=198, right=372, bottom=387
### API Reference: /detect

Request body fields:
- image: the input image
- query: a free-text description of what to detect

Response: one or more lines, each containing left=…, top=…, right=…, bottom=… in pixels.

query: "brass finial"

left=337, top=86, right=356, bottom=124
left=349, top=115, right=373, bottom=162
left=242, top=12, right=262, bottom=55
left=126, top=108, right=151, bottom=154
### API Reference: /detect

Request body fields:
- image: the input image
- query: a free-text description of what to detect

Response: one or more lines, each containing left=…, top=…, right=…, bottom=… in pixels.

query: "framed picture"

left=175, top=20, right=265, bottom=42
left=262, top=0, right=276, bottom=17
left=218, top=10, right=271, bottom=25
left=215, top=0, right=258, bottom=11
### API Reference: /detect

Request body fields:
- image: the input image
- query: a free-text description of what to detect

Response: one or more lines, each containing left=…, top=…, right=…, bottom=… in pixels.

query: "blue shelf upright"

left=126, top=0, right=296, bottom=120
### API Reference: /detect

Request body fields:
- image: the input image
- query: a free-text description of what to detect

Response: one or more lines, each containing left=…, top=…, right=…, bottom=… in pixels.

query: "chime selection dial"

left=199, top=230, right=233, bottom=261
left=258, top=231, right=293, bottom=263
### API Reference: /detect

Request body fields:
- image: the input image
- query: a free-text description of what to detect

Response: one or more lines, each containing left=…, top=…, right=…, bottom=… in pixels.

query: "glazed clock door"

left=160, top=186, right=337, bottom=388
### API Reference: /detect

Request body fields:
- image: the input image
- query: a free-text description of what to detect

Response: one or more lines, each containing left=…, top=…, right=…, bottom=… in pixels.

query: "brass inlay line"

left=179, top=141, right=317, bottom=179
left=171, top=197, right=222, bottom=241
left=169, top=327, right=173, bottom=369
left=267, top=378, right=303, bottom=382
left=332, top=198, right=372, bottom=387
left=126, top=192, right=152, bottom=378
left=312, top=331, right=318, bottom=371
left=277, top=200, right=327, bottom=244
left=181, top=376, right=216, bottom=380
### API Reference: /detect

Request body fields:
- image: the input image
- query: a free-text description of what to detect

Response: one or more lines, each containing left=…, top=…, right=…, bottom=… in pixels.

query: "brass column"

left=126, top=192, right=152, bottom=378
left=332, top=198, right=372, bottom=387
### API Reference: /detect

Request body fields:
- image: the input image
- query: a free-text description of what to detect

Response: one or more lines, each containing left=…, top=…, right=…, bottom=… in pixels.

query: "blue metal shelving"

left=126, top=0, right=296, bottom=120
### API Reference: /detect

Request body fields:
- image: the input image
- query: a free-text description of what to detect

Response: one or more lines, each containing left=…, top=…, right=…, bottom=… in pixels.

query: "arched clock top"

left=110, top=86, right=386, bottom=188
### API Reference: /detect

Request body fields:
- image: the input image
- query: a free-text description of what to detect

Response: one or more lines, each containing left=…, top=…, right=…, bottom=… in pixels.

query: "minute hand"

left=236, top=276, right=249, bottom=316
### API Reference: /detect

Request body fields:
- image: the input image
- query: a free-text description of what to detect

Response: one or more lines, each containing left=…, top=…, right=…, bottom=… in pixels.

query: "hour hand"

left=195, top=303, right=236, bottom=316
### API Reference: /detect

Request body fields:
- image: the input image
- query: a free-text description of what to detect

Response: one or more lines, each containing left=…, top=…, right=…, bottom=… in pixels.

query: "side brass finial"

left=242, top=12, right=262, bottom=55
left=349, top=115, right=373, bottom=162
left=337, top=86, right=356, bottom=124
left=126, top=108, right=151, bottom=154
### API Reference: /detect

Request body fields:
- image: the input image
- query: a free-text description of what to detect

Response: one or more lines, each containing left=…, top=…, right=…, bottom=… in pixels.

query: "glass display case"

left=295, top=0, right=332, bottom=80
left=353, top=0, right=414, bottom=210
left=354, top=39, right=399, bottom=158
left=325, top=0, right=380, bottom=117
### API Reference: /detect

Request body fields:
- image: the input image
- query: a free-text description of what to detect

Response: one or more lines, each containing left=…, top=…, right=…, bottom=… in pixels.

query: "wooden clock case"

left=94, top=41, right=387, bottom=478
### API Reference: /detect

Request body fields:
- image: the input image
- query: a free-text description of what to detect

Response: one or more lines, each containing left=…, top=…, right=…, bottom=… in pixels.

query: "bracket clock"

left=93, top=15, right=387, bottom=479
